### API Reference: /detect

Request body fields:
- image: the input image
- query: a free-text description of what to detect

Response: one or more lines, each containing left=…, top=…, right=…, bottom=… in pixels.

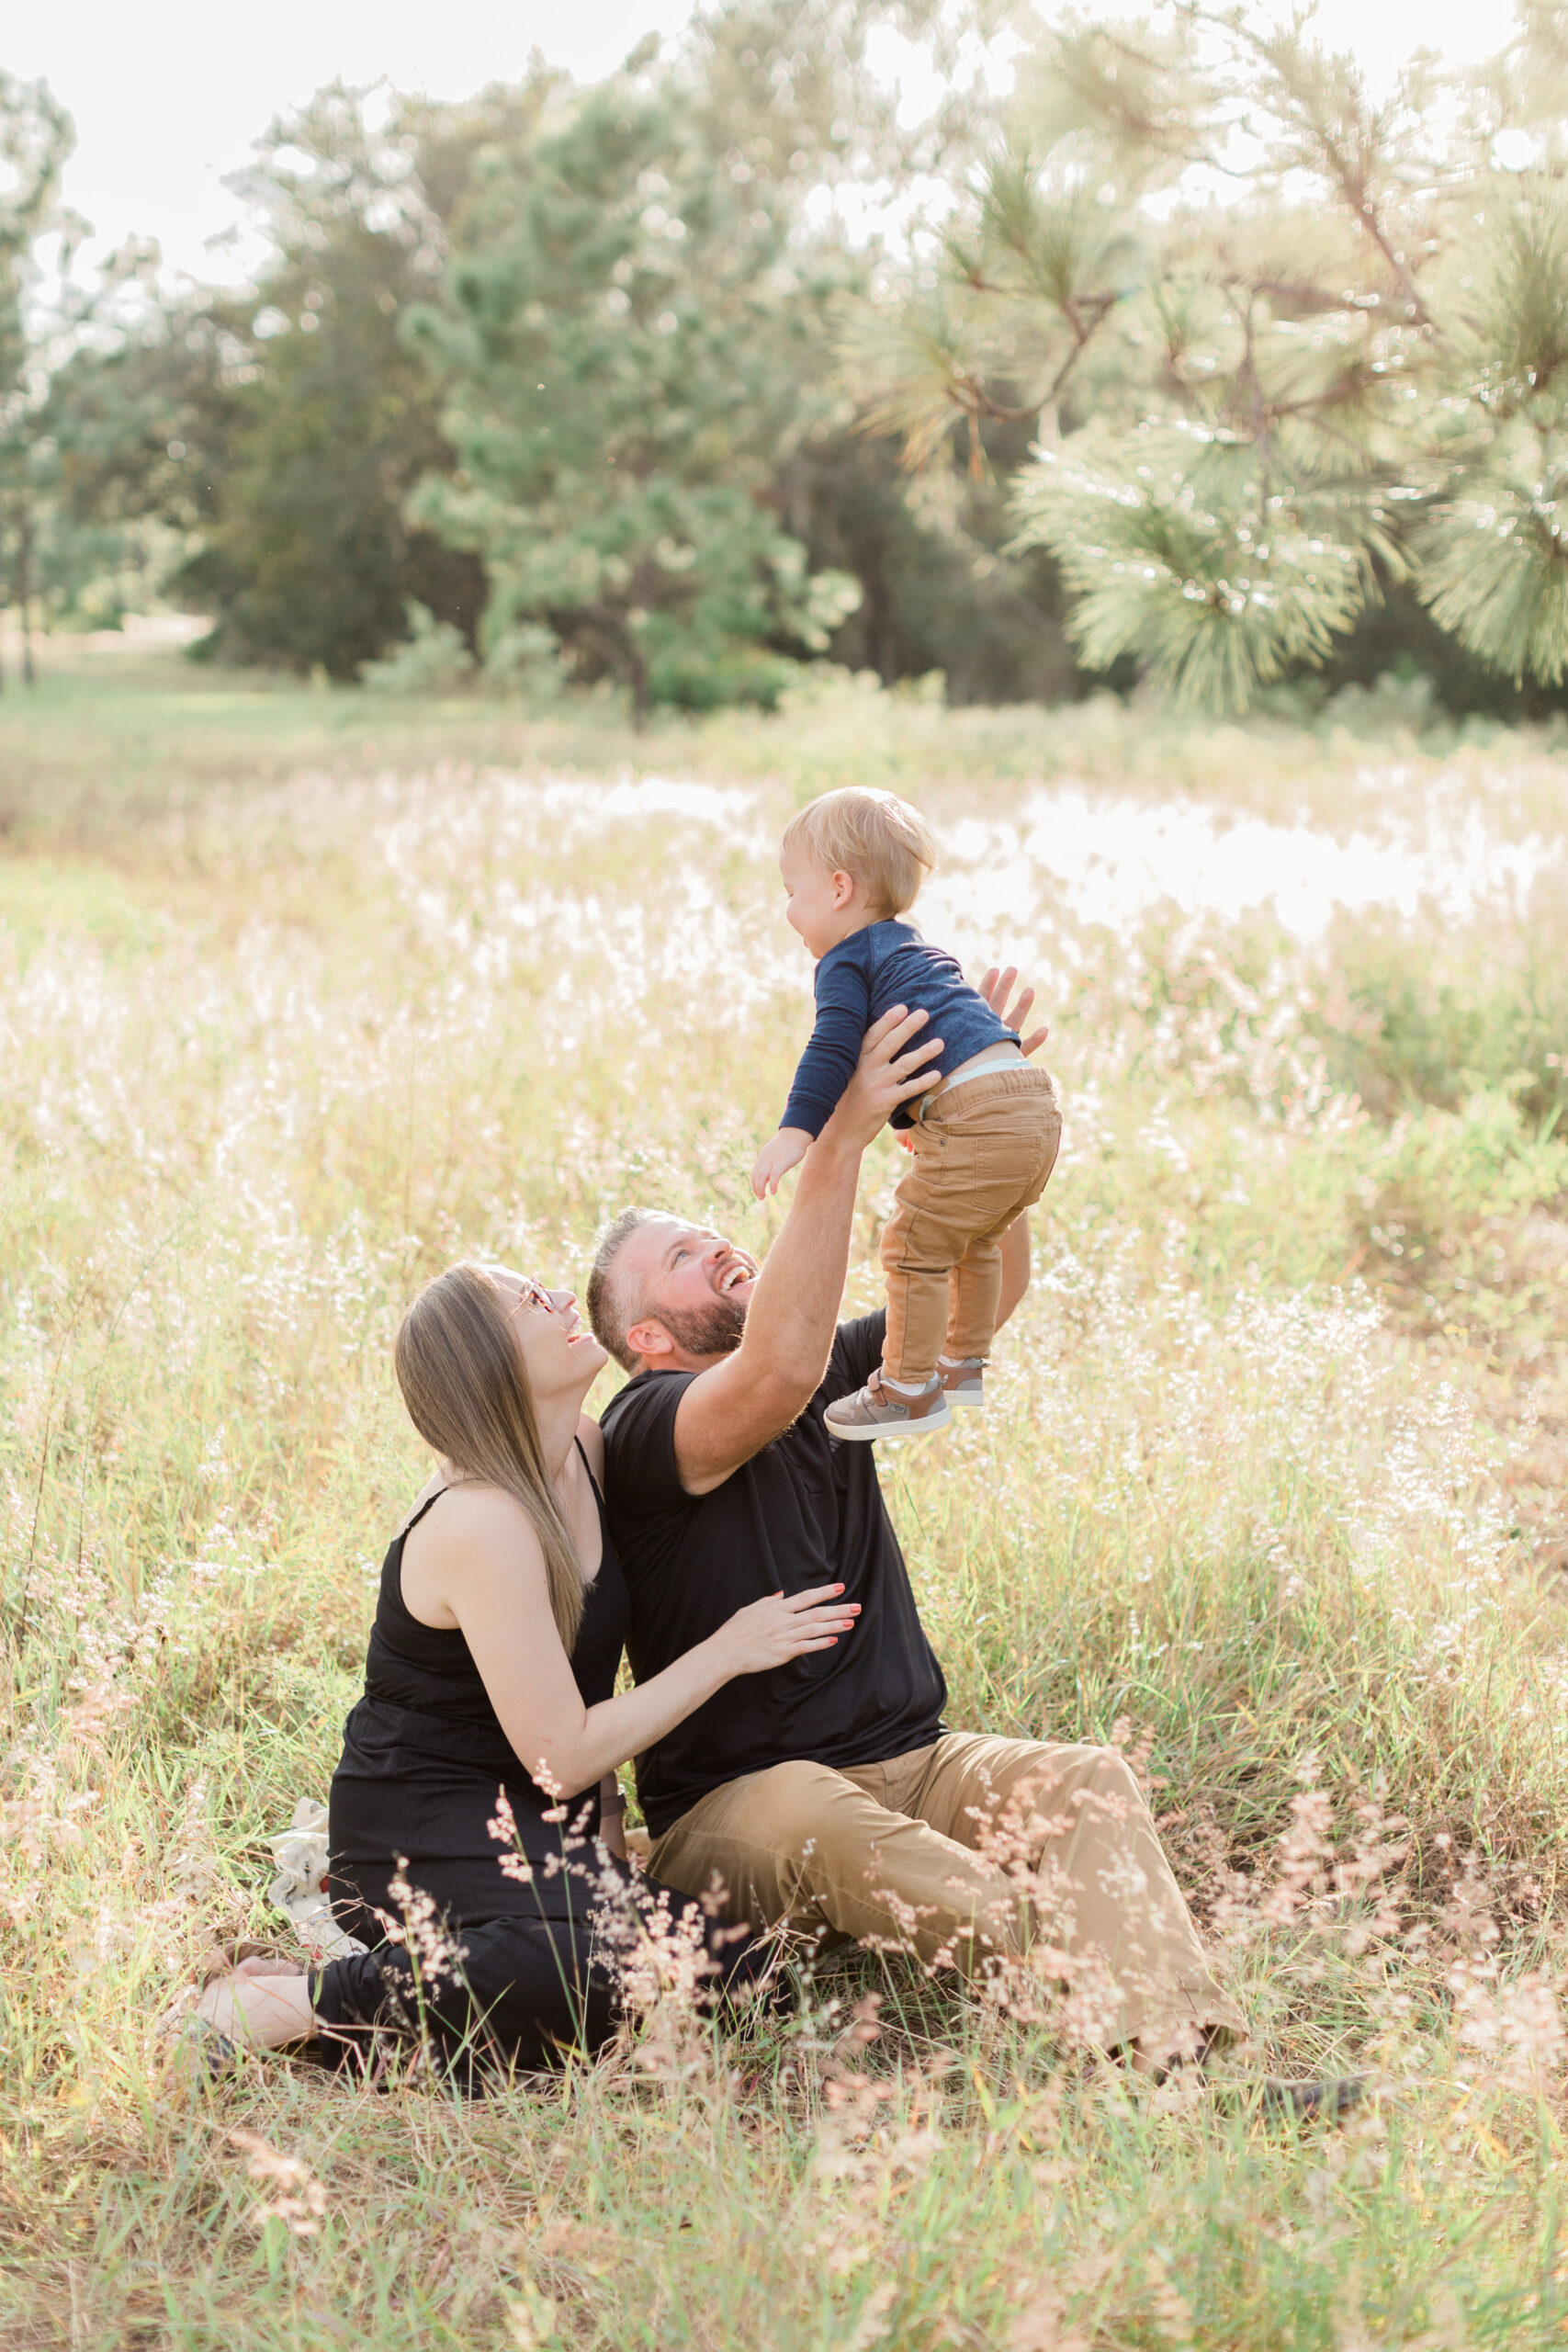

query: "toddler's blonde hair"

left=781, top=787, right=936, bottom=918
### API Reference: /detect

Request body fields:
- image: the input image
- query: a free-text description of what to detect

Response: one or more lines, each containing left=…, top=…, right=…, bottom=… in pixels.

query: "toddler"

left=751, top=788, right=1061, bottom=1441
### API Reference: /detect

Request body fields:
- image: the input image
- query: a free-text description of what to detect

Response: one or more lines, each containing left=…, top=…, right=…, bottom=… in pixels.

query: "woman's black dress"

left=313, top=1454, right=762, bottom=2076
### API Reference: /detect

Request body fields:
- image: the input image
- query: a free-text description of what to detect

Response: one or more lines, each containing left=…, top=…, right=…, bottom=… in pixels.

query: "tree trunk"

left=16, top=511, right=32, bottom=687
left=583, top=603, right=649, bottom=730
left=626, top=635, right=649, bottom=730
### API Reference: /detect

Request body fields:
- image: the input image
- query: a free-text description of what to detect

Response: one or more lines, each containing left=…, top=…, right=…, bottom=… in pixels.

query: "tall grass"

left=3, top=651, right=1568, bottom=2346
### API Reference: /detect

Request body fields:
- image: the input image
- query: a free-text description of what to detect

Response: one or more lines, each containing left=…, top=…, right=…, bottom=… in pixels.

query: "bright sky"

left=7, top=0, right=1511, bottom=286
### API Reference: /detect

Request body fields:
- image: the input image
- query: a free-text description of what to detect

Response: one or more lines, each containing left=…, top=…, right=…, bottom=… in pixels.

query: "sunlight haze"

left=8, top=0, right=1514, bottom=285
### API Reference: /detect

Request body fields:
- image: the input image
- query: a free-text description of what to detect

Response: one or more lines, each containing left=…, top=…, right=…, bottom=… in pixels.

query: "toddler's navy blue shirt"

left=781, top=918, right=1017, bottom=1136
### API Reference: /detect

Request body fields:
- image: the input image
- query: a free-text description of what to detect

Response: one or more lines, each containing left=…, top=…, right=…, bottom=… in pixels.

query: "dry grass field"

left=4, top=640, right=1568, bottom=2348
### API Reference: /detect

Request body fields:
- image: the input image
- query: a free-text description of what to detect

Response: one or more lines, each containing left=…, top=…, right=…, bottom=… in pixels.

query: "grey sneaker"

left=1254, top=2073, right=1366, bottom=2124
left=824, top=1373, right=952, bottom=1442
left=1166, top=2050, right=1366, bottom=2125
left=939, top=1357, right=986, bottom=1409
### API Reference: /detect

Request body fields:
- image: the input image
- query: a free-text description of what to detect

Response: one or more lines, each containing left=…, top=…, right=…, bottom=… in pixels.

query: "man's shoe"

left=1190, top=2062, right=1366, bottom=2125
left=938, top=1357, right=986, bottom=1409
left=1254, top=2073, right=1365, bottom=2124
left=824, top=1374, right=952, bottom=1442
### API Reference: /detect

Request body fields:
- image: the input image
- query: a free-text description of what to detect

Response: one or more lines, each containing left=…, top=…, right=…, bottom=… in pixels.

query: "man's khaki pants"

left=649, top=1734, right=1245, bottom=2056
left=882, top=1066, right=1062, bottom=1385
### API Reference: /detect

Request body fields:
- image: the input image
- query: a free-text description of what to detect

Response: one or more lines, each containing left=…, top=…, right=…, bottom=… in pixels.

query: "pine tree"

left=31, top=4, right=1088, bottom=699
left=0, top=72, right=78, bottom=685
left=858, top=2, right=1568, bottom=710
left=408, top=49, right=863, bottom=720
left=45, top=244, right=249, bottom=629
left=174, top=85, right=514, bottom=678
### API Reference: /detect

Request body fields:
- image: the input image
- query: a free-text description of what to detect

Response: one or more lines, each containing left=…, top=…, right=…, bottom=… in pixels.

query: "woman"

left=191, top=1261, right=858, bottom=2077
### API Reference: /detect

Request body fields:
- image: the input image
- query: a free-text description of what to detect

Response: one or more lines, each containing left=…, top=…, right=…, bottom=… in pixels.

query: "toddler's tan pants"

left=882, top=1065, right=1061, bottom=1384
left=647, top=1731, right=1245, bottom=2056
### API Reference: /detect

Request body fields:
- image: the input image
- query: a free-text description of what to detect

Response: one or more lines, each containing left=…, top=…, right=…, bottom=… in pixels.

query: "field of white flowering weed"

left=4, top=646, right=1568, bottom=2348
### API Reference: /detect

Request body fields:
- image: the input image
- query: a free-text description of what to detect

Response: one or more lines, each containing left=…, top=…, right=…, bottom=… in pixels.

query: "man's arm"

left=673, top=1006, right=942, bottom=1496
left=985, top=963, right=1051, bottom=1340
left=995, top=1211, right=1031, bottom=1333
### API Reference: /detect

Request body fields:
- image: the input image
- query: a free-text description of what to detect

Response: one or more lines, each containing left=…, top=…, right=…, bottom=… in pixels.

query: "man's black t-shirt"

left=600, top=1311, right=948, bottom=1838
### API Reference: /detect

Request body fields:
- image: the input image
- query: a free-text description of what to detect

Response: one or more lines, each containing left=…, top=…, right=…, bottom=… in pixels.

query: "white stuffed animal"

left=267, top=1797, right=367, bottom=1962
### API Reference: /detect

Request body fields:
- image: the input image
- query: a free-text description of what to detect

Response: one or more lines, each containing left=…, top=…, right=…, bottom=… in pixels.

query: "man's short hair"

left=587, top=1207, right=666, bottom=1373
left=780, top=787, right=937, bottom=919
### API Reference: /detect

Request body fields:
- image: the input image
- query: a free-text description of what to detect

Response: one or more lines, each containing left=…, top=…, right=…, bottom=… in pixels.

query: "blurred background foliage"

left=13, top=1, right=1568, bottom=714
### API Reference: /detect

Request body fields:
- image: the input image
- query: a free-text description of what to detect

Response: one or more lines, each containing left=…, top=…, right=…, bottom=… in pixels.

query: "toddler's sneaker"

left=824, top=1373, right=951, bottom=1442
left=938, top=1357, right=986, bottom=1410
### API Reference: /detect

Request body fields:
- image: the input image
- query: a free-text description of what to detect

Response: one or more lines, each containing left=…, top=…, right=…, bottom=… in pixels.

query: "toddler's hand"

left=751, top=1128, right=811, bottom=1200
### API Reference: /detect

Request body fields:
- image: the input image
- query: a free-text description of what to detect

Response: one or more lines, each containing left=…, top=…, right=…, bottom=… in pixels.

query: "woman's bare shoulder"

left=400, top=1480, right=547, bottom=1629
left=437, top=1481, right=540, bottom=1538
left=403, top=1481, right=543, bottom=1570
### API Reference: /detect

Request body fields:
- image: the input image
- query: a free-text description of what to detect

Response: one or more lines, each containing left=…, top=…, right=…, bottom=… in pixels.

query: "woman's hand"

left=709, top=1581, right=861, bottom=1675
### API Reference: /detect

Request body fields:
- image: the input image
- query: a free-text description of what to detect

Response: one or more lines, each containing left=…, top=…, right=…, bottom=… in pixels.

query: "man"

left=589, top=980, right=1348, bottom=2103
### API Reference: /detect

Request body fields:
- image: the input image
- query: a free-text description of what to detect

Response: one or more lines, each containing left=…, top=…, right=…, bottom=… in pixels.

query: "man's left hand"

left=979, top=964, right=1049, bottom=1057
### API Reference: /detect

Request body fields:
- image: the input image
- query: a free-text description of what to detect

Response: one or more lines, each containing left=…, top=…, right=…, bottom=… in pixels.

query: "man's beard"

left=658, top=1294, right=748, bottom=1359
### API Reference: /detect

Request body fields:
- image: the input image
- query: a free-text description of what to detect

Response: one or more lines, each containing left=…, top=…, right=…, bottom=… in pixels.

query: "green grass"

left=3, top=646, right=1568, bottom=2346
left=9, top=633, right=1568, bottom=837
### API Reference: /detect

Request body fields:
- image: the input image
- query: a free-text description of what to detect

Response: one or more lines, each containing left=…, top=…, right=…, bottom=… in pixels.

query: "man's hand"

left=751, top=1128, right=812, bottom=1201
left=982, top=964, right=1054, bottom=1331
left=672, top=1009, right=941, bottom=1496
left=819, top=1005, right=942, bottom=1153
left=980, top=965, right=1049, bottom=1057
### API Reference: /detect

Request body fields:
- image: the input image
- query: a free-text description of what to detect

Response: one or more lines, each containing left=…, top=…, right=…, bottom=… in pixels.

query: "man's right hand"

left=671, top=1008, right=942, bottom=1497
left=819, top=1005, right=942, bottom=1153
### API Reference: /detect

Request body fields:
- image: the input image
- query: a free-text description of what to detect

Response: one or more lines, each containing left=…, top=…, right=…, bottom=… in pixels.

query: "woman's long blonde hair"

left=393, top=1262, right=585, bottom=1651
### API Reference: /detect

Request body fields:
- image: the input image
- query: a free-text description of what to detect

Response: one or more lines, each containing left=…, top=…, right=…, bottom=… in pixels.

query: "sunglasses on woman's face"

left=508, top=1275, right=560, bottom=1318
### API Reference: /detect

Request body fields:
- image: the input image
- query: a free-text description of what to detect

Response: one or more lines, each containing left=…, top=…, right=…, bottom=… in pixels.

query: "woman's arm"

left=425, top=1487, right=859, bottom=1799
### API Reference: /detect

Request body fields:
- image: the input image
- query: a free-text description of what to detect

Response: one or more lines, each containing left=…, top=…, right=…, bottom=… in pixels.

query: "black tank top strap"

left=398, top=1485, right=449, bottom=1543
left=573, top=1435, right=606, bottom=1511
left=379, top=1486, right=457, bottom=1643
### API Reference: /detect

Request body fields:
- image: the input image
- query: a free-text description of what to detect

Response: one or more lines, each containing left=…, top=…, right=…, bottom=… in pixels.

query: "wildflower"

left=378, top=1860, right=468, bottom=1988
left=227, top=2129, right=328, bottom=2238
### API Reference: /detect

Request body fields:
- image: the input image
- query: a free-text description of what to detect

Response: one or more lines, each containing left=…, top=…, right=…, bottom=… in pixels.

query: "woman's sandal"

left=164, top=2009, right=248, bottom=2086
